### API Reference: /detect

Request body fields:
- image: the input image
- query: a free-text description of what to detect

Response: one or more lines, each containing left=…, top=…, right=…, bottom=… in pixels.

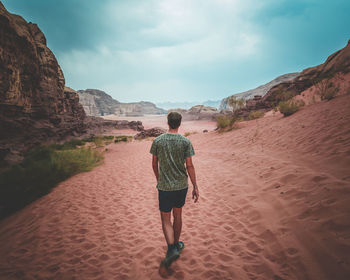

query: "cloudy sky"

left=3, top=0, right=350, bottom=103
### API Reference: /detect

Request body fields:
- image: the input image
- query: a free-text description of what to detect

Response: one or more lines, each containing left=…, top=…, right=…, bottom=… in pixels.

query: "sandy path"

left=0, top=95, right=349, bottom=279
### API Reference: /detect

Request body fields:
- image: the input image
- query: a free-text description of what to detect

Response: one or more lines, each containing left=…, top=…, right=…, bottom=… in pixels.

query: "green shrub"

left=321, top=87, right=339, bottom=101
left=248, top=111, right=264, bottom=120
left=315, top=78, right=339, bottom=101
left=82, top=137, right=95, bottom=143
left=114, top=136, right=132, bottom=143
left=184, top=131, right=198, bottom=137
left=0, top=144, right=103, bottom=219
left=103, top=136, right=115, bottom=140
left=278, top=100, right=305, bottom=117
left=92, top=136, right=104, bottom=147
left=216, top=115, right=237, bottom=129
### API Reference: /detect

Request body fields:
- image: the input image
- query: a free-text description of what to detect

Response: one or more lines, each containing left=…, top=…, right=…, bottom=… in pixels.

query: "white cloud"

left=58, top=0, right=347, bottom=102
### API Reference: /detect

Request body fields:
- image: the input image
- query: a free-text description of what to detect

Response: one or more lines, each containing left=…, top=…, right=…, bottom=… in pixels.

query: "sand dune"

left=0, top=95, right=349, bottom=279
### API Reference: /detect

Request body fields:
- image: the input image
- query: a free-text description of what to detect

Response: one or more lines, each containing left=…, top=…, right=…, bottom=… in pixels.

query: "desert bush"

left=315, top=78, right=339, bottom=101
left=114, top=136, right=132, bottom=143
left=103, top=136, right=114, bottom=140
left=184, top=131, right=198, bottom=137
left=0, top=145, right=103, bottom=219
left=216, top=115, right=237, bottom=129
left=278, top=100, right=305, bottom=117
left=93, top=137, right=104, bottom=147
left=248, top=111, right=265, bottom=120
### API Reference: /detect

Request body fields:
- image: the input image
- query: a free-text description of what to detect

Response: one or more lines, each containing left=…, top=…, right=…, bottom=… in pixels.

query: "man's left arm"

left=152, top=155, right=159, bottom=181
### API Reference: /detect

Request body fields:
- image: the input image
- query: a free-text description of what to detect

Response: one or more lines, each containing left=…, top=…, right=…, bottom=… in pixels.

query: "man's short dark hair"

left=167, top=112, right=182, bottom=129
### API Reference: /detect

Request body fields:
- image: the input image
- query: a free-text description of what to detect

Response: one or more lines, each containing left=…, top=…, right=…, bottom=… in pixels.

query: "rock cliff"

left=78, top=89, right=120, bottom=116
left=220, top=73, right=300, bottom=111
left=78, top=89, right=167, bottom=116
left=0, top=3, right=88, bottom=161
left=0, top=3, right=143, bottom=164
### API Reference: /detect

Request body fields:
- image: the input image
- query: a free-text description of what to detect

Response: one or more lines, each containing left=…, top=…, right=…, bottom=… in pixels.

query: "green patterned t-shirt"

left=150, top=133, right=195, bottom=191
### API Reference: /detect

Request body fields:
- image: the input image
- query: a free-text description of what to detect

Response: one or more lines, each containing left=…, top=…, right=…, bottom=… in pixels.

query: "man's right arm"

left=152, top=155, right=159, bottom=181
left=185, top=157, right=199, bottom=203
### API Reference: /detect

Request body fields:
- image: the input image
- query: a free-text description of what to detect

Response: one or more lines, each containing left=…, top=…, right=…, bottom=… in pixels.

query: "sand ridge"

left=0, top=95, right=349, bottom=279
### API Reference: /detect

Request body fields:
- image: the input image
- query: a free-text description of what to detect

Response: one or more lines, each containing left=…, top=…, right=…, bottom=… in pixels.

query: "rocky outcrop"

left=114, top=101, right=167, bottom=116
left=85, top=117, right=143, bottom=135
left=78, top=89, right=167, bottom=116
left=262, top=40, right=350, bottom=107
left=169, top=105, right=218, bottom=120
left=78, top=89, right=120, bottom=116
left=0, top=3, right=143, bottom=165
left=220, top=73, right=300, bottom=111
left=134, top=127, right=166, bottom=140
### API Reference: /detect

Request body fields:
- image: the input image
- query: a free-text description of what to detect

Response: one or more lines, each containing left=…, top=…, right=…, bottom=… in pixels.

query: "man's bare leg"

left=160, top=211, right=175, bottom=245
left=173, top=207, right=182, bottom=244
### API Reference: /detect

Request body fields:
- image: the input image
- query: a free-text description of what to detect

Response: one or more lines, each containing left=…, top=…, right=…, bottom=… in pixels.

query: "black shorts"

left=158, top=188, right=188, bottom=212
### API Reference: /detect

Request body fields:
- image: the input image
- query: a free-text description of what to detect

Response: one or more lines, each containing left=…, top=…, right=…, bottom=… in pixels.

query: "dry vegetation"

left=278, top=100, right=305, bottom=117
left=314, top=78, right=340, bottom=101
left=248, top=111, right=265, bottom=120
left=0, top=135, right=131, bottom=219
left=215, top=115, right=238, bottom=131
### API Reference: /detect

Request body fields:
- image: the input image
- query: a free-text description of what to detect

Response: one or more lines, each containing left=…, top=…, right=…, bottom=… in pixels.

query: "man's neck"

left=168, top=128, right=179, bottom=134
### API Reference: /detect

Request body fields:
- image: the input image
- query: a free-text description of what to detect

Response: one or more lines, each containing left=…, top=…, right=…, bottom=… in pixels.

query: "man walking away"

left=150, top=112, right=199, bottom=268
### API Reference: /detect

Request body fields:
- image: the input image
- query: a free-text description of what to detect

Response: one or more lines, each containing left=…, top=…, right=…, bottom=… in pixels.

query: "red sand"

left=0, top=95, right=350, bottom=279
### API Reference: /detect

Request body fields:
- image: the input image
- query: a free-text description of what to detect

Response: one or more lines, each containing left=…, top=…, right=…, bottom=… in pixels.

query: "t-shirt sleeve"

left=150, top=140, right=157, bottom=155
left=184, top=141, right=195, bottom=158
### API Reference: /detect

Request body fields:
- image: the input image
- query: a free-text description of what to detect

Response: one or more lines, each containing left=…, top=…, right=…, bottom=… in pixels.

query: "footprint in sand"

left=286, top=247, right=298, bottom=256
left=218, top=253, right=233, bottom=262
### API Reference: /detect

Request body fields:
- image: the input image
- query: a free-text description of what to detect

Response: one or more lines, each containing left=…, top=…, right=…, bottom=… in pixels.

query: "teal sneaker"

left=176, top=241, right=185, bottom=253
left=161, top=247, right=180, bottom=268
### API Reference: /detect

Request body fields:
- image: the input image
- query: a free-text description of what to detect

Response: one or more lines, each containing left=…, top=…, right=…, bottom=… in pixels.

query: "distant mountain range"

left=156, top=100, right=221, bottom=110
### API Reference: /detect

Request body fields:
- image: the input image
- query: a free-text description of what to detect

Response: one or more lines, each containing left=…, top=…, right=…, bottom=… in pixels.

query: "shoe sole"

left=162, top=253, right=180, bottom=268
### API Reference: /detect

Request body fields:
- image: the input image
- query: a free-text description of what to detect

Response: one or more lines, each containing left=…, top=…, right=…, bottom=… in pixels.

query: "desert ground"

left=102, top=114, right=217, bottom=136
left=0, top=95, right=349, bottom=280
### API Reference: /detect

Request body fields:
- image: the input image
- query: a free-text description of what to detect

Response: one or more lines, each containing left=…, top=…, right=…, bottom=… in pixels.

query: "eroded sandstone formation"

left=0, top=3, right=143, bottom=164
left=262, top=40, right=350, bottom=107
left=0, top=3, right=88, bottom=161
left=78, top=89, right=167, bottom=117
left=169, top=105, right=218, bottom=120
left=220, top=73, right=300, bottom=111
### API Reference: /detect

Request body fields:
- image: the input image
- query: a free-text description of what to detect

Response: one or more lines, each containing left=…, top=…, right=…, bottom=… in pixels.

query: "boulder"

left=134, top=127, right=166, bottom=140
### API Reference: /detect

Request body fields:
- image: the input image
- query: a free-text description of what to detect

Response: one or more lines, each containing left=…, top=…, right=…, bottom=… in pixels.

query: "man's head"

left=167, top=112, right=182, bottom=129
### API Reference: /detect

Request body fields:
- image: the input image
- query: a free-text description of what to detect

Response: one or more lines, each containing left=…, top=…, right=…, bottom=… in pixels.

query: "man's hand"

left=192, top=186, right=199, bottom=203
